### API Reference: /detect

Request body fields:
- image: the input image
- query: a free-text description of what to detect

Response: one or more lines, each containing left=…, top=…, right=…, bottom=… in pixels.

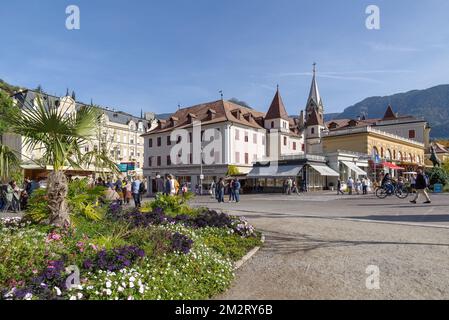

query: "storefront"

left=247, top=158, right=339, bottom=192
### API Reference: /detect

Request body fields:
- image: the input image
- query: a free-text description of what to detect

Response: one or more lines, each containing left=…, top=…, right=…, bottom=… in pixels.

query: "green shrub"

left=149, top=193, right=194, bottom=216
left=24, top=189, right=50, bottom=223
left=426, top=167, right=449, bottom=186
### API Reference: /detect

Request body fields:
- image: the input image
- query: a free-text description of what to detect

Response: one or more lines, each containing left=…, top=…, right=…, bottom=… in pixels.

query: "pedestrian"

left=124, top=179, right=132, bottom=205
left=410, top=173, right=417, bottom=194
left=156, top=175, right=164, bottom=194
left=228, top=179, right=235, bottom=203
left=355, top=178, right=361, bottom=195
left=164, top=175, right=171, bottom=196
left=115, top=177, right=123, bottom=197
left=210, top=180, right=216, bottom=199
left=233, top=179, right=241, bottom=203
left=138, top=177, right=147, bottom=201
left=169, top=175, right=176, bottom=196
left=337, top=179, right=345, bottom=195
left=347, top=177, right=354, bottom=195
left=287, top=178, right=293, bottom=195
left=410, top=169, right=431, bottom=204
left=362, top=177, right=368, bottom=195
left=217, top=178, right=225, bottom=203
left=131, top=177, right=142, bottom=208
left=292, top=180, right=301, bottom=195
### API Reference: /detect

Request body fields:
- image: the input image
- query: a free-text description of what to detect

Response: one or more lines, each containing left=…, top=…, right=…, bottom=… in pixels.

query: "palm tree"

left=0, top=144, right=20, bottom=183
left=10, top=94, right=100, bottom=226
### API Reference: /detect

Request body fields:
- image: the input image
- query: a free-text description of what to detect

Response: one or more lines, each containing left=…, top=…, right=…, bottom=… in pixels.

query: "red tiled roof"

left=265, top=89, right=289, bottom=121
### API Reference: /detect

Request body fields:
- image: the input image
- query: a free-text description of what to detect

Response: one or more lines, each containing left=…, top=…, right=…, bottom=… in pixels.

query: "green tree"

left=226, top=165, right=241, bottom=176
left=0, top=91, right=21, bottom=182
left=10, top=94, right=100, bottom=226
left=426, top=167, right=449, bottom=186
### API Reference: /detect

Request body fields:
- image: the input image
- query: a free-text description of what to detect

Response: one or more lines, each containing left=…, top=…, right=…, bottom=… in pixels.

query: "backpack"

left=138, top=182, right=146, bottom=194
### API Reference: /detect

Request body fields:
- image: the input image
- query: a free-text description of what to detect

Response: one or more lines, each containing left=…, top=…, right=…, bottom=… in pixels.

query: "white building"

left=142, top=89, right=304, bottom=194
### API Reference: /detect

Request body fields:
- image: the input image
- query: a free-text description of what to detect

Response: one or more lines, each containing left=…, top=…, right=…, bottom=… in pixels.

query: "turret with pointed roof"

left=265, top=86, right=289, bottom=121
left=382, top=105, right=397, bottom=120
left=305, top=63, right=324, bottom=118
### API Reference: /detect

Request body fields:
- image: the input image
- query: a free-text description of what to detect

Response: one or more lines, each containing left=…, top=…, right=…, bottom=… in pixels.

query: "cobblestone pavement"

left=191, top=193, right=449, bottom=299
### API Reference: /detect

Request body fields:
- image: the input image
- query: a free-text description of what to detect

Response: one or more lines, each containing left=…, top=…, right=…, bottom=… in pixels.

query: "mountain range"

left=329, top=85, right=449, bottom=139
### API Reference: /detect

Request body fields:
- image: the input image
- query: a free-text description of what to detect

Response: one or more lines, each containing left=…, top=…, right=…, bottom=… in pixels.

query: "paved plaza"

left=192, top=193, right=449, bottom=299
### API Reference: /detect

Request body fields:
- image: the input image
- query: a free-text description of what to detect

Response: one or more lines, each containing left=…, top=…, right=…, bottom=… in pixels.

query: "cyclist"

left=381, top=173, right=394, bottom=195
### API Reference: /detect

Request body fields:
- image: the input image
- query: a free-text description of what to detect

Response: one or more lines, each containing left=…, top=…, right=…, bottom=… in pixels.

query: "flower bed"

left=0, top=198, right=262, bottom=300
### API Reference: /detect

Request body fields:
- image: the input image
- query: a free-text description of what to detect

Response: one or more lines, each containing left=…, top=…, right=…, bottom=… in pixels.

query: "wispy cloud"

left=272, top=69, right=414, bottom=84
left=365, top=42, right=421, bottom=52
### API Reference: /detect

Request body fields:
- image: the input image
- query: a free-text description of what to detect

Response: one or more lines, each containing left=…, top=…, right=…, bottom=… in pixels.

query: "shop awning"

left=341, top=161, right=367, bottom=176
left=247, top=165, right=303, bottom=178
left=383, top=162, right=405, bottom=170
left=309, top=164, right=340, bottom=177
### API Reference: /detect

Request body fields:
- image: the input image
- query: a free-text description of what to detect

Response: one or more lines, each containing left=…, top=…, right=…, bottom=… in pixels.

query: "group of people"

left=102, top=176, right=147, bottom=208
left=337, top=169, right=432, bottom=204
left=283, top=178, right=301, bottom=195
left=338, top=177, right=372, bottom=195
left=0, top=178, right=41, bottom=212
left=210, top=178, right=241, bottom=203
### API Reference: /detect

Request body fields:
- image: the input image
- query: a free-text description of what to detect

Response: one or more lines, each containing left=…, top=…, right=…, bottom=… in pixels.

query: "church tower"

left=304, top=63, right=326, bottom=154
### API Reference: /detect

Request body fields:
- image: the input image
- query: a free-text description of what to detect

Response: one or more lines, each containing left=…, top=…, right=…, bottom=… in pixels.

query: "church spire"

left=307, top=62, right=322, bottom=110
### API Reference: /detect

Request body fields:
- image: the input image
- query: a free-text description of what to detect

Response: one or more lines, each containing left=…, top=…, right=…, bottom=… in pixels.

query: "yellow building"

left=322, top=125, right=425, bottom=182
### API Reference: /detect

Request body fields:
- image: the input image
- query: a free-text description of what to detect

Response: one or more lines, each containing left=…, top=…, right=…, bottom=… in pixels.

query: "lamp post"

left=199, top=146, right=204, bottom=195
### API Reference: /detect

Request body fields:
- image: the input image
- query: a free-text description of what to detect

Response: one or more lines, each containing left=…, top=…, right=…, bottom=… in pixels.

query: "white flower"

left=129, top=276, right=136, bottom=282
left=77, top=293, right=83, bottom=299
left=105, top=289, right=112, bottom=296
left=106, top=281, right=112, bottom=288
left=69, top=296, right=77, bottom=300
left=129, top=282, right=135, bottom=288
left=139, top=286, right=144, bottom=294
left=128, top=296, right=134, bottom=300
left=118, top=286, right=124, bottom=292
left=24, top=293, right=33, bottom=300
left=54, top=287, right=62, bottom=296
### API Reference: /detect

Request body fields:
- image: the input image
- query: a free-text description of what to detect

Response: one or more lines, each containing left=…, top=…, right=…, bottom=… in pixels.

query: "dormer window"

left=187, top=113, right=197, bottom=124
left=328, top=122, right=338, bottom=130
left=348, top=120, right=358, bottom=127
left=169, top=116, right=179, bottom=127
left=231, top=109, right=241, bottom=120
left=207, top=109, right=216, bottom=120
left=243, top=113, right=252, bottom=122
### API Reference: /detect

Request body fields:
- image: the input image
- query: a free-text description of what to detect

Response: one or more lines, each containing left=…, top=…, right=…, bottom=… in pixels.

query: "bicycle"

left=375, top=183, right=409, bottom=199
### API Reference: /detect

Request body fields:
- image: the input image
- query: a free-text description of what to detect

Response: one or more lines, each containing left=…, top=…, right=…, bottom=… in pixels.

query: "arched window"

left=311, top=128, right=315, bottom=134
left=386, top=149, right=392, bottom=160
left=372, top=147, right=379, bottom=157
left=398, top=151, right=403, bottom=161
left=380, top=147, right=384, bottom=158
left=271, top=121, right=274, bottom=129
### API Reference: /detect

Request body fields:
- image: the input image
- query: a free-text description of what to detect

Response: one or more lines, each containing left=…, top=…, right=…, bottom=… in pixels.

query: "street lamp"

left=199, top=146, right=204, bottom=195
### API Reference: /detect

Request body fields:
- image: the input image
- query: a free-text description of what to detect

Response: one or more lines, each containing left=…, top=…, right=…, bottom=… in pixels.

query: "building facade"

left=142, top=64, right=430, bottom=193
left=5, top=90, right=157, bottom=179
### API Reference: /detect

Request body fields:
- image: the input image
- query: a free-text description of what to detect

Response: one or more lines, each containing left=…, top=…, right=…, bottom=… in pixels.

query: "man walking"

left=337, top=178, right=345, bottom=195
left=131, top=177, right=142, bottom=208
left=233, top=179, right=241, bottom=203
left=347, top=177, right=354, bottom=195
left=217, top=178, right=225, bottom=203
left=410, top=169, right=431, bottom=204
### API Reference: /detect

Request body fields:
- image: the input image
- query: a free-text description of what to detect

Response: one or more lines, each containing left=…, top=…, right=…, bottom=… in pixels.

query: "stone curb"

left=234, top=234, right=265, bottom=270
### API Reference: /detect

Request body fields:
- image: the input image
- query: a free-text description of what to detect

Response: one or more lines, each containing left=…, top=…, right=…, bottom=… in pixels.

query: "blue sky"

left=1, top=0, right=449, bottom=116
